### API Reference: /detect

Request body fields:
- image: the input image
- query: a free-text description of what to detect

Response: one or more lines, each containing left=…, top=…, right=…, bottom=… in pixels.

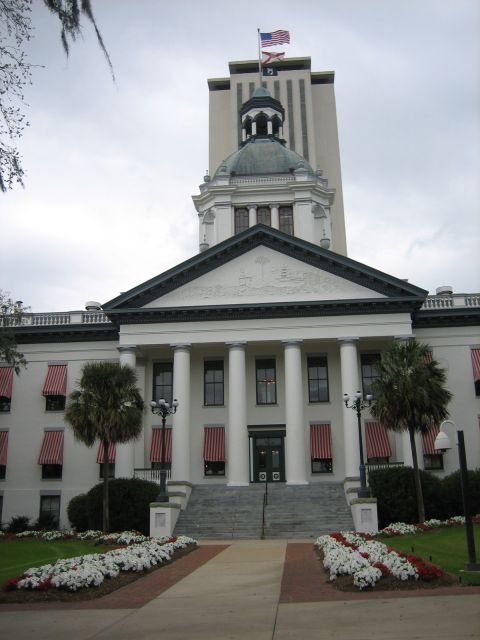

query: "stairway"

left=173, top=482, right=353, bottom=539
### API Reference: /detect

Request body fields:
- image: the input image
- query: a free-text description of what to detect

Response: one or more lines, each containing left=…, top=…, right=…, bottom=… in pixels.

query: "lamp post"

left=344, top=391, right=373, bottom=499
left=149, top=398, right=178, bottom=503
left=434, top=420, right=480, bottom=572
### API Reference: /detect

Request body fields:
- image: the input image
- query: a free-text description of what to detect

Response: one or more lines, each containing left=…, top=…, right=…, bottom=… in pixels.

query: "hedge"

left=369, top=466, right=480, bottom=528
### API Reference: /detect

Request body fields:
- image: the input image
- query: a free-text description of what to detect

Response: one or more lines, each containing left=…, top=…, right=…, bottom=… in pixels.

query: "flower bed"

left=374, top=516, right=469, bottom=538
left=315, top=531, right=446, bottom=590
left=2, top=533, right=197, bottom=596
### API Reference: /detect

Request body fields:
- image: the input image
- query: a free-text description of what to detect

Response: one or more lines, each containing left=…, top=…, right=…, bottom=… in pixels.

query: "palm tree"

left=370, top=339, right=452, bottom=523
left=65, top=361, right=144, bottom=532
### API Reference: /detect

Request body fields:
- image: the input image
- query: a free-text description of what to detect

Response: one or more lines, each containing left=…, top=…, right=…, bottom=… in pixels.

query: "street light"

left=434, top=420, right=480, bottom=572
left=344, top=391, right=373, bottom=499
left=149, top=397, right=179, bottom=503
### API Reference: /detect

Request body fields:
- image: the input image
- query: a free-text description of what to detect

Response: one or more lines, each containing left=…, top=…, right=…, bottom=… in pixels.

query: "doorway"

left=252, top=435, right=285, bottom=482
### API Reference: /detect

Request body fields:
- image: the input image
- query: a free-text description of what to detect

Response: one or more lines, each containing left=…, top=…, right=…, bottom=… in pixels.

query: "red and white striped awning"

left=424, top=350, right=433, bottom=363
left=0, top=430, right=8, bottom=466
left=310, top=423, right=332, bottom=459
left=365, top=422, right=392, bottom=458
left=203, top=426, right=225, bottom=462
left=0, top=367, right=13, bottom=398
left=96, top=442, right=116, bottom=464
left=38, top=430, right=64, bottom=465
left=150, top=428, right=172, bottom=463
left=42, top=364, right=67, bottom=396
left=471, top=349, right=480, bottom=382
left=422, top=425, right=441, bottom=455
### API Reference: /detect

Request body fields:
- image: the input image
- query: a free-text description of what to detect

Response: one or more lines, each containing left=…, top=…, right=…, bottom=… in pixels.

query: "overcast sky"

left=1, top=0, right=479, bottom=312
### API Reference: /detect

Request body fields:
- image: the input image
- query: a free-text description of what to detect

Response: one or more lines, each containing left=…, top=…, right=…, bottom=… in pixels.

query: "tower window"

left=279, top=206, right=294, bottom=235
left=234, top=208, right=249, bottom=234
left=257, top=207, right=271, bottom=226
left=272, top=115, right=281, bottom=136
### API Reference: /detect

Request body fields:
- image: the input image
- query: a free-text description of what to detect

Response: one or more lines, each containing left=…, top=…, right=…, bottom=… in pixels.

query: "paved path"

left=1, top=540, right=479, bottom=639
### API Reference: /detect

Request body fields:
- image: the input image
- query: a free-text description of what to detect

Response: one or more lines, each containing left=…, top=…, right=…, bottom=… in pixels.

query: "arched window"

left=255, top=113, right=268, bottom=136
left=279, top=206, right=294, bottom=235
left=244, top=117, right=252, bottom=138
left=257, top=207, right=271, bottom=226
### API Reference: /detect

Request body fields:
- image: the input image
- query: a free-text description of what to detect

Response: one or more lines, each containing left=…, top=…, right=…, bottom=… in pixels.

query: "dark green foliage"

left=86, top=478, right=159, bottom=535
left=369, top=466, right=444, bottom=528
left=6, top=515, right=30, bottom=533
left=33, top=511, right=59, bottom=531
left=441, top=469, right=480, bottom=519
left=67, top=493, right=89, bottom=531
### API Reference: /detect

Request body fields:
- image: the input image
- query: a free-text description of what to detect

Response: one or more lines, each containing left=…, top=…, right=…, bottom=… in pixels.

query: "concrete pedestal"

left=350, top=498, right=379, bottom=533
left=150, top=502, right=181, bottom=538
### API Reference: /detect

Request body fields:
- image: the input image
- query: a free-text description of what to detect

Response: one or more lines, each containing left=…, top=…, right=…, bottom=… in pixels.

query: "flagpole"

left=257, top=28, right=262, bottom=87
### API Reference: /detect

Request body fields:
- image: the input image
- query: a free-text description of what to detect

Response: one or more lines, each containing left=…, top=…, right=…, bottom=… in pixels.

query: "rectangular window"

left=423, top=454, right=444, bottom=470
left=42, top=464, right=63, bottom=479
left=42, top=364, right=67, bottom=411
left=471, top=349, right=480, bottom=396
left=279, top=206, right=294, bottom=235
left=307, top=356, right=329, bottom=402
left=361, top=353, right=380, bottom=398
left=45, top=395, right=66, bottom=411
left=257, top=207, right=271, bottom=226
left=256, top=358, right=277, bottom=405
left=0, top=466, right=5, bottom=480
left=39, top=495, right=60, bottom=528
left=151, top=461, right=172, bottom=471
left=153, top=362, right=173, bottom=405
left=204, top=360, right=224, bottom=406
left=234, top=208, right=249, bottom=234
left=204, top=461, right=225, bottom=476
left=99, top=463, right=115, bottom=479
left=311, top=459, right=333, bottom=473
left=0, top=367, right=13, bottom=412
left=310, top=423, right=333, bottom=474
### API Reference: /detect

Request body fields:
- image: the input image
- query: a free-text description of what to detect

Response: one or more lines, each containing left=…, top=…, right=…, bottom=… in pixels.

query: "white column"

left=249, top=205, right=257, bottom=227
left=283, top=340, right=308, bottom=484
left=227, top=342, right=249, bottom=485
left=116, top=346, right=137, bottom=478
left=338, top=338, right=361, bottom=478
left=267, top=119, right=273, bottom=134
left=271, top=203, right=279, bottom=230
left=171, top=344, right=191, bottom=482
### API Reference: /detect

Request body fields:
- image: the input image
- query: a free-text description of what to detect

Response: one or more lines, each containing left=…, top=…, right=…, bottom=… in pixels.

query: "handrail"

left=261, top=477, right=268, bottom=539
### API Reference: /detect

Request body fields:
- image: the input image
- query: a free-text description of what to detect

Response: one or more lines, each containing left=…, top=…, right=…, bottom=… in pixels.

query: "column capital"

left=337, top=337, right=359, bottom=345
left=118, top=345, right=137, bottom=354
left=270, top=202, right=280, bottom=208
left=248, top=204, right=257, bottom=211
left=282, top=339, right=303, bottom=346
left=226, top=341, right=247, bottom=349
left=170, top=343, right=191, bottom=351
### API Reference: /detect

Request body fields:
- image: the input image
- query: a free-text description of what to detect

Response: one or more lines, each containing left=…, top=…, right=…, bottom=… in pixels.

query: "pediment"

left=103, top=226, right=427, bottom=320
left=143, top=246, right=385, bottom=308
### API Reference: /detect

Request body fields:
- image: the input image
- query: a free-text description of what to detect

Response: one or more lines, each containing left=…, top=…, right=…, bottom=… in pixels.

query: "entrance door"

left=253, top=436, right=285, bottom=482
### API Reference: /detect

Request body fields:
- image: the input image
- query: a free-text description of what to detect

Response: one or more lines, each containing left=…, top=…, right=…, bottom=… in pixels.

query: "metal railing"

left=134, top=468, right=172, bottom=484
left=261, top=477, right=268, bottom=539
left=366, top=461, right=404, bottom=475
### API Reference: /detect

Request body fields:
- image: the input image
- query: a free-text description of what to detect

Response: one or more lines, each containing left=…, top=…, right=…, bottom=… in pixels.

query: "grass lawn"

left=385, top=525, right=480, bottom=585
left=0, top=539, right=111, bottom=585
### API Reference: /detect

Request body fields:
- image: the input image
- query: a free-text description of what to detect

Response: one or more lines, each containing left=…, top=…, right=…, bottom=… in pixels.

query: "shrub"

left=67, top=493, right=89, bottom=531
left=33, top=511, right=59, bottom=531
left=369, top=466, right=444, bottom=528
left=6, top=515, right=31, bottom=533
left=441, top=469, right=480, bottom=518
left=86, top=478, right=159, bottom=534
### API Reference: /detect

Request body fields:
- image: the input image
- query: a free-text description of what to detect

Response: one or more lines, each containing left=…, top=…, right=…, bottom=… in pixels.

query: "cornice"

left=13, top=324, right=119, bottom=344
left=105, top=297, right=422, bottom=326
left=413, top=308, right=480, bottom=328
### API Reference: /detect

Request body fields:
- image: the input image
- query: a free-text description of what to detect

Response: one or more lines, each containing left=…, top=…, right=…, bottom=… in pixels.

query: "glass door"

left=253, top=436, right=285, bottom=482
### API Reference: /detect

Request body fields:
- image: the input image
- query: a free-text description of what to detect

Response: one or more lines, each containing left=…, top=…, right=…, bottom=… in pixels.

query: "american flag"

left=260, top=30, right=290, bottom=47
